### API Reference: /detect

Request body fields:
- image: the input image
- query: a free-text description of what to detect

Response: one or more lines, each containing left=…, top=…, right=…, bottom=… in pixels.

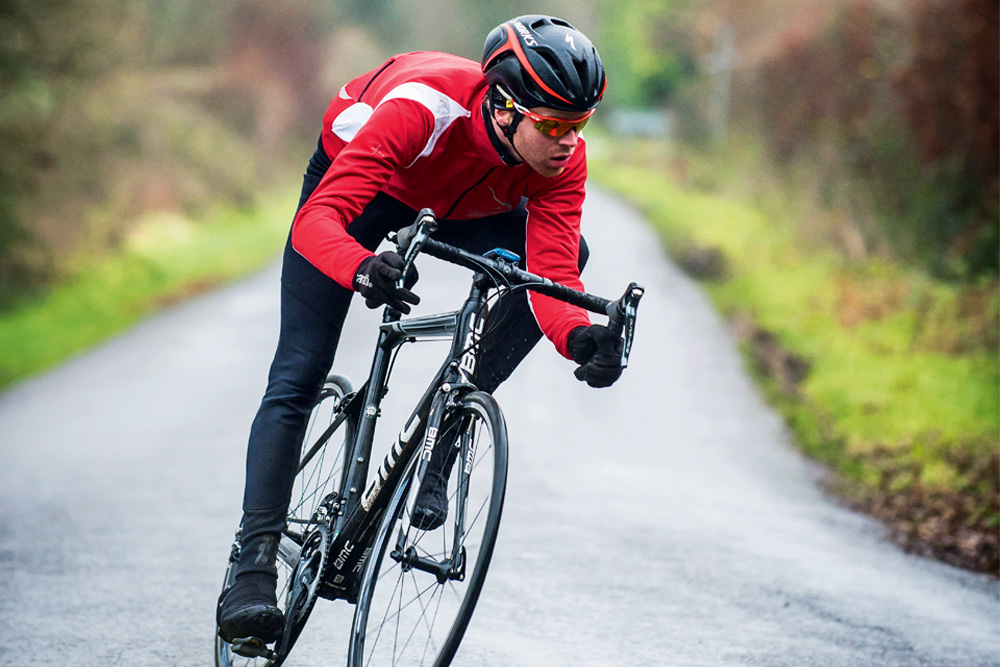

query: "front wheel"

left=348, top=391, right=508, bottom=667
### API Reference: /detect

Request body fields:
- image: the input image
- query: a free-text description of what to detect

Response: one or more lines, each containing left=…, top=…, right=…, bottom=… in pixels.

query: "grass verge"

left=589, top=139, right=999, bottom=574
left=0, top=184, right=297, bottom=390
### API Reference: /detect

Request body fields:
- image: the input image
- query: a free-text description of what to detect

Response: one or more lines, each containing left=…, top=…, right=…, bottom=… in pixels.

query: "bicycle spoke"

left=394, top=573, right=443, bottom=664
left=366, top=572, right=443, bottom=666
left=463, top=494, right=490, bottom=547
left=365, top=570, right=405, bottom=667
left=366, top=538, right=455, bottom=664
left=417, top=579, right=446, bottom=665
left=294, top=437, right=347, bottom=519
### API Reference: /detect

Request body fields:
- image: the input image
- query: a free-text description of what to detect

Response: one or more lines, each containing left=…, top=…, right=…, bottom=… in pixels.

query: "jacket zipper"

left=442, top=167, right=496, bottom=219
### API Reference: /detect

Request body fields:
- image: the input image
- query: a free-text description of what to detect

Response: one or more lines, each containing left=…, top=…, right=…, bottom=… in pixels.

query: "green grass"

left=590, top=159, right=997, bottom=450
left=589, top=143, right=999, bottom=571
left=0, top=184, right=297, bottom=389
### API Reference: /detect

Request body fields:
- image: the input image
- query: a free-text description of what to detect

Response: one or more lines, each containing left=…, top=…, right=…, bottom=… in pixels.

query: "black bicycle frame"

left=313, top=270, right=493, bottom=603
left=300, top=209, right=644, bottom=604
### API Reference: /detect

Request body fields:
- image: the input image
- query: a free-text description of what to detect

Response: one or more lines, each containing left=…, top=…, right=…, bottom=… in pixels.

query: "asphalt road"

left=0, top=188, right=997, bottom=667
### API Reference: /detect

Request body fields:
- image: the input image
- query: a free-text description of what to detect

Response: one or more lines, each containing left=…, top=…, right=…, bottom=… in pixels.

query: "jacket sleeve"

left=524, top=150, right=593, bottom=359
left=291, top=99, right=434, bottom=289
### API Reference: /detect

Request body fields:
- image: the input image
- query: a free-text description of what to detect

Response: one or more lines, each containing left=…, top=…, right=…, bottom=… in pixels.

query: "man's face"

left=502, top=106, right=587, bottom=178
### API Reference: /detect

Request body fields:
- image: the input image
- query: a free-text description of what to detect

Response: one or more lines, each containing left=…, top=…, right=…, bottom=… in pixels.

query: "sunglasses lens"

left=534, top=120, right=561, bottom=136
left=534, top=116, right=589, bottom=137
left=566, top=117, right=588, bottom=135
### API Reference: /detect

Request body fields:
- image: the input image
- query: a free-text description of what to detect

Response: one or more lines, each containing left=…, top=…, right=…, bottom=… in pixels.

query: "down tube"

left=318, top=359, right=446, bottom=602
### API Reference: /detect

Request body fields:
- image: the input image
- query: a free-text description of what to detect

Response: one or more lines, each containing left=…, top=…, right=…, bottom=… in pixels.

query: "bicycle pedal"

left=230, top=636, right=276, bottom=659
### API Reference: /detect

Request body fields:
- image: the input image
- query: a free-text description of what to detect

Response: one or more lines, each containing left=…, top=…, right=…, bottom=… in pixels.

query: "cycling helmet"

left=482, top=15, right=606, bottom=113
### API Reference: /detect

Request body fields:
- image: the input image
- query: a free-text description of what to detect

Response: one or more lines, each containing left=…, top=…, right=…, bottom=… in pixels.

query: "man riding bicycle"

left=218, top=14, right=627, bottom=647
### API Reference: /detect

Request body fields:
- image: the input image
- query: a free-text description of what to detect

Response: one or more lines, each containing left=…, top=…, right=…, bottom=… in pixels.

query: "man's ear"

left=493, top=107, right=515, bottom=130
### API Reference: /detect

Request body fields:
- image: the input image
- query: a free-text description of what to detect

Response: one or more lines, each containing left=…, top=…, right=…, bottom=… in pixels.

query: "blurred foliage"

left=598, top=0, right=998, bottom=280
left=599, top=0, right=697, bottom=108
left=0, top=0, right=348, bottom=310
left=1, top=0, right=130, bottom=301
left=698, top=0, right=998, bottom=281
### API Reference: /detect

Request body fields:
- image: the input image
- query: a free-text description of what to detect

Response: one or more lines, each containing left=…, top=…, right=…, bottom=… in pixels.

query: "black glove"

left=353, top=251, right=420, bottom=313
left=566, top=325, right=624, bottom=388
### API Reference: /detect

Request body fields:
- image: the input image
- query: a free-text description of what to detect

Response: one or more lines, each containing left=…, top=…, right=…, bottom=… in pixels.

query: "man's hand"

left=566, top=324, right=623, bottom=388
left=353, top=251, right=420, bottom=313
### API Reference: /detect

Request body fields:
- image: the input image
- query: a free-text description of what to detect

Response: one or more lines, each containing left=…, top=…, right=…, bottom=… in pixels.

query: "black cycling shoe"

left=411, top=433, right=460, bottom=531
left=217, top=571, right=284, bottom=644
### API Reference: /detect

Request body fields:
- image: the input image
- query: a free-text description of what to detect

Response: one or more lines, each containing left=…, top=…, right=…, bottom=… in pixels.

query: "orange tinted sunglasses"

left=502, top=92, right=595, bottom=137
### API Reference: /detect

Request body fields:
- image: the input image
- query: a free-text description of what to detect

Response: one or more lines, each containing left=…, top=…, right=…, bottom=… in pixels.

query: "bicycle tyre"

left=216, top=373, right=356, bottom=667
left=348, top=390, right=508, bottom=667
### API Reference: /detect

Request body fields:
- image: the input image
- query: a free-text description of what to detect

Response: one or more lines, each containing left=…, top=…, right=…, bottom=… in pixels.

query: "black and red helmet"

left=482, top=15, right=606, bottom=114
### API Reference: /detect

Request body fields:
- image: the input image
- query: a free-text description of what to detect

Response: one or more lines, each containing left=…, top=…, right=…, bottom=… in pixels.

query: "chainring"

left=275, top=494, right=338, bottom=657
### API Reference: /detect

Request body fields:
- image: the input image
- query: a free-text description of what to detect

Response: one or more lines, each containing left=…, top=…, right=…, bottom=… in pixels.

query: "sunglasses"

left=501, top=92, right=595, bottom=137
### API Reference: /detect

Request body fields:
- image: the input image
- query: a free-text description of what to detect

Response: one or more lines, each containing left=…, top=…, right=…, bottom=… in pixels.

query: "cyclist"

left=218, top=14, right=627, bottom=646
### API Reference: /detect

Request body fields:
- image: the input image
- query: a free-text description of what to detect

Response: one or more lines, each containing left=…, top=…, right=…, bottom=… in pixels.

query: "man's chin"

left=531, top=163, right=566, bottom=178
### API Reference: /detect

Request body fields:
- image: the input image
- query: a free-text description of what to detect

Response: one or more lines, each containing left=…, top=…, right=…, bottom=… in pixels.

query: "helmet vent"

left=538, top=50, right=563, bottom=72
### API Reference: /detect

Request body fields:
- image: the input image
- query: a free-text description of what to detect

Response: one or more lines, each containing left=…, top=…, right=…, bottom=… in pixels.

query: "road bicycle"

left=216, top=209, right=643, bottom=667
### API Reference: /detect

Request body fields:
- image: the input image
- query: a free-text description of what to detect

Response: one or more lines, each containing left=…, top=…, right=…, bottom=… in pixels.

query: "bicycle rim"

left=348, top=391, right=508, bottom=667
left=216, top=374, right=355, bottom=667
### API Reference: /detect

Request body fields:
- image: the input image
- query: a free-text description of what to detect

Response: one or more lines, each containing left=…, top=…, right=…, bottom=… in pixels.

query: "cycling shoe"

left=217, top=572, right=284, bottom=644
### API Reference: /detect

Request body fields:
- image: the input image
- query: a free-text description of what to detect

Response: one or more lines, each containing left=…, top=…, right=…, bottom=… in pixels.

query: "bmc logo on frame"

left=422, top=427, right=439, bottom=461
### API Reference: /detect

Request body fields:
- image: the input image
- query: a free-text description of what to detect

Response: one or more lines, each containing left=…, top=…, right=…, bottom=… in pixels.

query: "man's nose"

left=557, top=128, right=580, bottom=146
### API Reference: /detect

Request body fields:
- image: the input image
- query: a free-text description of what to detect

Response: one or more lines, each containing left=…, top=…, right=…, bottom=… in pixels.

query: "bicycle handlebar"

left=391, top=209, right=644, bottom=368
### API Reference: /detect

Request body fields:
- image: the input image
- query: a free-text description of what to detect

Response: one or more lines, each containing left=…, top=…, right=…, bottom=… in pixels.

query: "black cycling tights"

left=238, top=139, right=588, bottom=552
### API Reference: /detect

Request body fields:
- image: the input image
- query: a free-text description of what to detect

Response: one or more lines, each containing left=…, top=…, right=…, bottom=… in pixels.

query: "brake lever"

left=606, top=282, right=644, bottom=368
left=392, top=208, right=438, bottom=289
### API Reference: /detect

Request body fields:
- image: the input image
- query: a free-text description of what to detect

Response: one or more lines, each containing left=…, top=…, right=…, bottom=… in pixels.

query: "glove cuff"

left=353, top=255, right=376, bottom=292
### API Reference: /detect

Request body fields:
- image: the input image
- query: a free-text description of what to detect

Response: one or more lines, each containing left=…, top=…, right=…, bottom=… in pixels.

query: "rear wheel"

left=216, top=374, right=356, bottom=667
left=348, top=391, right=508, bottom=667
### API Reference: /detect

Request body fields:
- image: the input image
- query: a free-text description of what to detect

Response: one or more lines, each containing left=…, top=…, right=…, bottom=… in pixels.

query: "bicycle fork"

left=393, top=385, right=473, bottom=585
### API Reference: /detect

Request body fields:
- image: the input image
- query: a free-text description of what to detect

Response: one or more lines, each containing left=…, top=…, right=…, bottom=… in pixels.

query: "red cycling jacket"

left=291, top=51, right=592, bottom=359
